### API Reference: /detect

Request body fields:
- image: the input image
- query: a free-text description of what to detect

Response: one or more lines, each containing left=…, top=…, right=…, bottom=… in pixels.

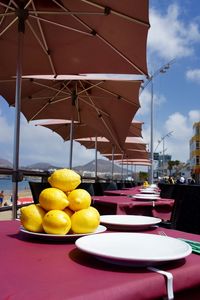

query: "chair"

left=76, top=182, right=95, bottom=196
left=91, top=200, right=117, bottom=215
left=93, top=182, right=104, bottom=196
left=29, top=181, right=51, bottom=204
left=116, top=181, right=125, bottom=190
left=159, top=184, right=200, bottom=234
left=101, top=181, right=118, bottom=191
left=158, top=183, right=175, bottom=199
left=124, top=181, right=135, bottom=188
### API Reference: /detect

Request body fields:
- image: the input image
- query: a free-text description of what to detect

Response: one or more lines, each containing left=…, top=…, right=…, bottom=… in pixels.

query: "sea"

left=0, top=178, right=30, bottom=193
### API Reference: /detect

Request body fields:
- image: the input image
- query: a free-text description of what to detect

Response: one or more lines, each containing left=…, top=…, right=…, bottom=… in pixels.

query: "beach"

left=0, top=189, right=33, bottom=220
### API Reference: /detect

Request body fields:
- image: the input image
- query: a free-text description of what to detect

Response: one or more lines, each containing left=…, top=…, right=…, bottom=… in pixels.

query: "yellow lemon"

left=42, top=210, right=71, bottom=235
left=39, top=187, right=69, bottom=211
left=48, top=168, right=81, bottom=192
left=63, top=207, right=74, bottom=218
left=87, top=206, right=100, bottom=218
left=68, top=189, right=91, bottom=211
left=20, top=204, right=46, bottom=233
left=71, top=207, right=100, bottom=234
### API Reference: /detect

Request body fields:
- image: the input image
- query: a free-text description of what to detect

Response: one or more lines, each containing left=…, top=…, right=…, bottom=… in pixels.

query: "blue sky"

left=0, top=0, right=200, bottom=168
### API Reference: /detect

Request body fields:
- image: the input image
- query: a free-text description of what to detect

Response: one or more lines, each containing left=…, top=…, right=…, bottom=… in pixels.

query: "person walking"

left=0, top=190, right=4, bottom=207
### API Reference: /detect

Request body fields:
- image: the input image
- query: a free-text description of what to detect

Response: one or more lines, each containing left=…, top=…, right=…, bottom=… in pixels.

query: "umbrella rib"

left=78, top=95, right=109, bottom=117
left=78, top=81, right=110, bottom=117
left=31, top=80, right=71, bottom=96
left=29, top=102, right=50, bottom=121
left=78, top=81, right=123, bottom=152
left=29, top=14, right=93, bottom=37
left=29, top=10, right=105, bottom=16
left=0, top=12, right=14, bottom=17
left=0, top=1, right=15, bottom=11
left=0, top=15, right=17, bottom=36
left=80, top=0, right=150, bottom=27
left=27, top=1, right=56, bottom=75
left=97, top=34, right=147, bottom=75
left=84, top=80, right=140, bottom=107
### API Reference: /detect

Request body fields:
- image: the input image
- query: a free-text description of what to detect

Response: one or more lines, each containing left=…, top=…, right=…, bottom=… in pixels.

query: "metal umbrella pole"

left=12, top=18, right=27, bottom=220
left=111, top=145, right=115, bottom=180
left=140, top=59, right=175, bottom=184
left=95, top=136, right=98, bottom=180
left=69, top=118, right=74, bottom=169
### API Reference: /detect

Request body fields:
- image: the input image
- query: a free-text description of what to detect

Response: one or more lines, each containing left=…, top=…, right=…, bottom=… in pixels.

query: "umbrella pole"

left=95, top=136, right=98, bottom=180
left=111, top=145, right=114, bottom=180
left=69, top=119, right=74, bottom=169
left=121, top=155, right=124, bottom=181
left=12, top=30, right=24, bottom=220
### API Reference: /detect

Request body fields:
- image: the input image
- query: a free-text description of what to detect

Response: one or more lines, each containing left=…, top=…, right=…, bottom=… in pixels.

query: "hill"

left=0, top=158, right=122, bottom=174
left=74, top=159, right=122, bottom=173
left=0, top=158, right=12, bottom=168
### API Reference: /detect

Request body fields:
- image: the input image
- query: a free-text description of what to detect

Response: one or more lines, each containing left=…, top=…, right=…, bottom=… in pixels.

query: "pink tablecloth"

left=1, top=220, right=200, bottom=300
left=103, top=186, right=141, bottom=196
left=92, top=195, right=174, bottom=221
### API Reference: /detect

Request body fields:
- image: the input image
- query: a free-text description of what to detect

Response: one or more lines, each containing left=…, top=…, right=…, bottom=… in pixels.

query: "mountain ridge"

left=0, top=158, right=122, bottom=173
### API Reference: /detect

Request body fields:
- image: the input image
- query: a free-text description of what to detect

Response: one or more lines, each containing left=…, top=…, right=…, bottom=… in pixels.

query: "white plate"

left=139, top=189, right=159, bottom=194
left=75, top=232, right=192, bottom=267
left=100, top=215, right=161, bottom=230
left=20, top=225, right=107, bottom=242
left=133, top=193, right=160, bottom=200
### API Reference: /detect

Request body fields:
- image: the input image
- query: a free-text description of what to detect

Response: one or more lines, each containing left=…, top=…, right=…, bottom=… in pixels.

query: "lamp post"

left=140, top=59, right=175, bottom=184
left=155, top=131, right=173, bottom=177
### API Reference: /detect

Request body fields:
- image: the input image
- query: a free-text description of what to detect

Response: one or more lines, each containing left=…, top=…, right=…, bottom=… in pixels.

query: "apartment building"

left=190, top=121, right=200, bottom=183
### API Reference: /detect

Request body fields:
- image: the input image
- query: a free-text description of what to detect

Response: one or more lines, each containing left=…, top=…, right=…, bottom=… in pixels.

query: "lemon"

left=71, top=207, right=100, bottom=234
left=63, top=207, right=74, bottom=218
left=43, top=210, right=71, bottom=235
left=20, top=204, right=46, bottom=233
left=68, top=189, right=91, bottom=211
left=48, top=168, right=81, bottom=192
left=87, top=206, right=100, bottom=218
left=39, top=187, right=69, bottom=211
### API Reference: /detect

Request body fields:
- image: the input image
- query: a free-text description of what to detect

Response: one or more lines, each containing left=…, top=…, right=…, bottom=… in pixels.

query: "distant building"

left=190, top=121, right=200, bottom=183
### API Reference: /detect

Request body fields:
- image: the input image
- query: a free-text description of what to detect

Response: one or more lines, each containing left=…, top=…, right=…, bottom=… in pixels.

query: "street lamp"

left=161, top=131, right=173, bottom=177
left=140, top=59, right=175, bottom=184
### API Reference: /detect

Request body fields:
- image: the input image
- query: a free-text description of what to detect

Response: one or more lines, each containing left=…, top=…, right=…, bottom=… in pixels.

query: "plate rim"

left=20, top=224, right=107, bottom=239
left=100, top=215, right=161, bottom=227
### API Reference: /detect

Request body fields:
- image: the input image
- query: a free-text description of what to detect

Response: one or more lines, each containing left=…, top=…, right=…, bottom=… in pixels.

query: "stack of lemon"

left=20, top=169, right=100, bottom=235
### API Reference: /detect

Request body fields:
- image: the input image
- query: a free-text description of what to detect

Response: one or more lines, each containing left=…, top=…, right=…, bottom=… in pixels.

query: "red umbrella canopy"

left=104, top=150, right=149, bottom=160
left=1, top=78, right=142, bottom=151
left=116, top=159, right=151, bottom=166
left=76, top=136, right=147, bottom=153
left=35, top=119, right=104, bottom=141
left=0, top=0, right=150, bottom=77
left=129, top=121, right=144, bottom=137
left=35, top=119, right=144, bottom=142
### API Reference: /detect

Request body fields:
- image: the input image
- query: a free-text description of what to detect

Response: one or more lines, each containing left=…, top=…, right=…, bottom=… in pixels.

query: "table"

left=103, top=186, right=141, bottom=196
left=92, top=195, right=174, bottom=221
left=1, top=220, right=200, bottom=300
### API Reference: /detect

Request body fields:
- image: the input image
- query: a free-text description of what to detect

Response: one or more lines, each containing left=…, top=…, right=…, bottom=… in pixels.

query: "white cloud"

left=186, top=69, right=200, bottom=83
left=148, top=4, right=200, bottom=60
left=163, top=111, right=198, bottom=162
left=188, top=110, right=200, bottom=122
left=141, top=111, right=198, bottom=163
left=18, top=118, right=97, bottom=167
left=136, top=89, right=166, bottom=117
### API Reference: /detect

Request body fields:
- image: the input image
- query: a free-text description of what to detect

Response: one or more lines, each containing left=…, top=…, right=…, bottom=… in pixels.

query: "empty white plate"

left=75, top=232, right=192, bottom=267
left=100, top=215, right=161, bottom=230
left=133, top=193, right=160, bottom=200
